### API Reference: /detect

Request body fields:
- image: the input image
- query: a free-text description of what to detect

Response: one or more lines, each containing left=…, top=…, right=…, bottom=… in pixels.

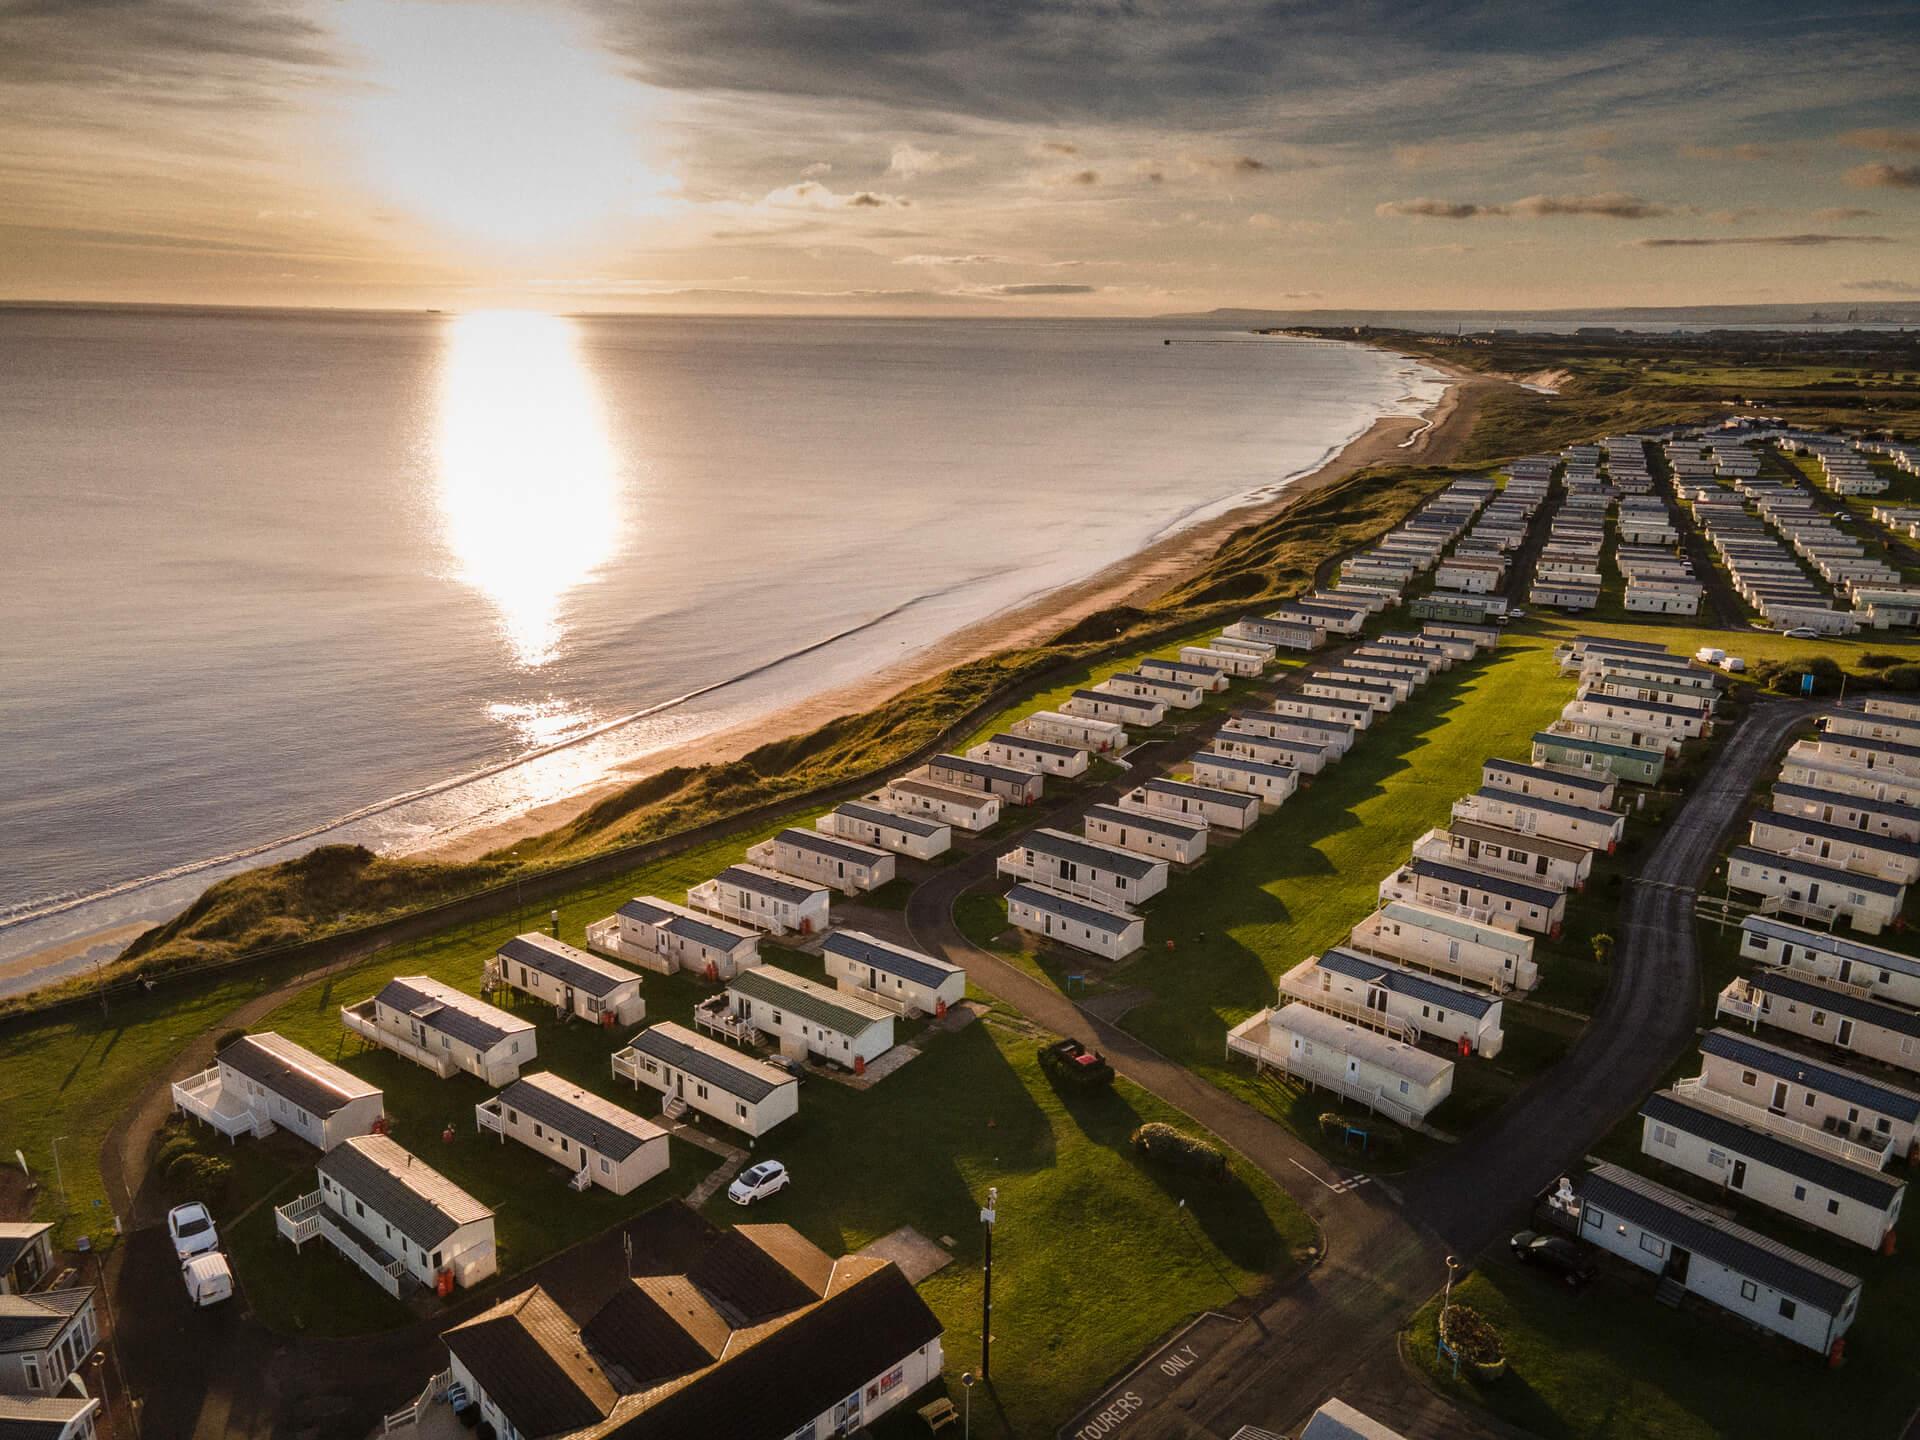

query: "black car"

left=1510, top=1229, right=1598, bottom=1288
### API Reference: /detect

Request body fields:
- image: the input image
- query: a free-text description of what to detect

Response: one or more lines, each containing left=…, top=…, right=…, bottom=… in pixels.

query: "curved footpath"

left=906, top=697, right=1821, bottom=1438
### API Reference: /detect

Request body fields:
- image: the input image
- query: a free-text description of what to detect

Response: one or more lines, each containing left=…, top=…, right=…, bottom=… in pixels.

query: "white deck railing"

left=275, top=1190, right=327, bottom=1245
left=475, top=1101, right=505, bottom=1136
left=1225, top=1012, right=1425, bottom=1127
left=687, top=883, right=794, bottom=936
left=171, top=1068, right=270, bottom=1140
left=585, top=918, right=675, bottom=975
left=341, top=1003, right=457, bottom=1078
left=1276, top=971, right=1420, bottom=1046
left=1673, top=1077, right=1892, bottom=1169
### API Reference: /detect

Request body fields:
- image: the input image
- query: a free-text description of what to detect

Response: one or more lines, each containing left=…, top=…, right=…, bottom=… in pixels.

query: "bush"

left=1440, top=1303, right=1506, bottom=1378
left=1860, top=653, right=1904, bottom=670
left=1757, top=654, right=1842, bottom=695
left=1317, top=1112, right=1401, bottom=1151
left=166, top=1152, right=233, bottom=1203
left=1130, top=1121, right=1227, bottom=1179
left=154, top=1135, right=202, bottom=1176
left=1884, top=665, right=1920, bottom=693
left=213, top=1028, right=248, bottom=1055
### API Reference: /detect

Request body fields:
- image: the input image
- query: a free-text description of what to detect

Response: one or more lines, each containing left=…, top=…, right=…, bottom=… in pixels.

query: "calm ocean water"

left=0, top=308, right=1442, bottom=984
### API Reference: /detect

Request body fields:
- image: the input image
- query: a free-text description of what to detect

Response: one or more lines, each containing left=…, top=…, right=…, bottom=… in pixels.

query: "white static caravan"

left=1563, top=693, right=1710, bottom=744
left=1122, top=777, right=1262, bottom=832
left=970, top=732, right=1089, bottom=779
left=819, top=801, right=952, bottom=861
left=1188, top=750, right=1299, bottom=807
left=1103, top=670, right=1205, bottom=709
left=1270, top=599, right=1367, bottom=637
left=1423, top=621, right=1500, bottom=653
left=1272, top=693, right=1374, bottom=732
left=1413, top=819, right=1592, bottom=891
left=1550, top=713, right=1681, bottom=759
left=1207, top=728, right=1330, bottom=776
left=1625, top=581, right=1702, bottom=616
left=1770, top=782, right=1920, bottom=845
left=1063, top=687, right=1166, bottom=728
left=1376, top=631, right=1460, bottom=667
left=750, top=827, right=899, bottom=894
left=1571, top=1163, right=1863, bottom=1356
left=1280, top=947, right=1505, bottom=1057
left=613, top=1021, right=800, bottom=1136
left=727, top=966, right=895, bottom=1071
left=586, top=896, right=761, bottom=980
left=476, top=1072, right=669, bottom=1197
left=1720, top=969, right=1920, bottom=1079
left=1740, top=914, right=1920, bottom=1011
left=174, top=1031, right=384, bottom=1151
left=1749, top=810, right=1920, bottom=886
left=1866, top=696, right=1920, bottom=724
left=342, top=976, right=534, bottom=1088
left=880, top=777, right=1003, bottom=832
left=1698, top=1027, right=1920, bottom=1165
left=1222, top=710, right=1356, bottom=760
left=1179, top=644, right=1264, bottom=678
left=822, top=929, right=967, bottom=1019
left=1780, top=748, right=1920, bottom=810
left=1300, top=673, right=1398, bottom=715
left=304, top=1134, right=498, bottom=1290
left=1139, top=657, right=1231, bottom=694
left=1349, top=900, right=1538, bottom=994
left=1454, top=788, right=1625, bottom=855
left=925, top=754, right=1045, bottom=805
left=1226, top=1002, right=1454, bottom=1126
left=1321, top=664, right=1415, bottom=702
left=1014, top=709, right=1128, bottom=754
left=1640, top=1089, right=1904, bottom=1252
left=689, top=864, right=834, bottom=938
left=1082, top=802, right=1208, bottom=865
left=1380, top=859, right=1566, bottom=937
left=996, top=827, right=1168, bottom=908
left=1723, top=846, right=1905, bottom=935
left=1481, top=758, right=1617, bottom=811
left=1220, top=620, right=1313, bottom=655
left=1003, top=882, right=1146, bottom=960
left=490, top=933, right=647, bottom=1027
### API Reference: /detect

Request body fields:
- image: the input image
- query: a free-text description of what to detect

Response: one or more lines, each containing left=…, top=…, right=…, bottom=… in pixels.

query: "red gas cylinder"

left=437, top=1269, right=454, bottom=1298
left=854, top=1055, right=866, bottom=1077
left=442, top=1125, right=455, bottom=1144
left=1458, top=1035, right=1472, bottom=1058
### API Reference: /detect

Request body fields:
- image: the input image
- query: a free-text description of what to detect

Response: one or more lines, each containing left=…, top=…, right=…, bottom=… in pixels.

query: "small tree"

left=1591, top=933, right=1615, bottom=965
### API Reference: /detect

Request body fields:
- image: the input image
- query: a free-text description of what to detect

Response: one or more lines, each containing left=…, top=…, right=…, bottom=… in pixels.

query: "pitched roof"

left=623, top=1023, right=795, bottom=1105
left=1484, top=758, right=1612, bottom=794
left=1750, top=809, right=1920, bottom=860
left=728, top=967, right=891, bottom=1038
left=0, top=1290, right=91, bottom=1356
left=1743, top=967, right=1920, bottom=1038
left=1575, top=1163, right=1860, bottom=1315
left=499, top=934, right=640, bottom=999
left=1407, top=858, right=1561, bottom=908
left=1269, top=1004, right=1454, bottom=1085
left=443, top=1287, right=618, bottom=1439
left=1371, top=901, right=1531, bottom=954
left=1300, top=1398, right=1410, bottom=1440
left=615, top=899, right=754, bottom=955
left=1739, top=914, right=1920, bottom=976
left=316, top=1135, right=492, bottom=1249
left=820, top=931, right=961, bottom=990
left=711, top=866, right=825, bottom=906
left=1083, top=803, right=1206, bottom=841
left=1442, top=818, right=1591, bottom=863
left=1192, top=750, right=1297, bottom=782
left=984, top=731, right=1081, bottom=758
left=0, top=1396, right=99, bottom=1440
left=771, top=828, right=889, bottom=867
left=685, top=1226, right=831, bottom=1325
left=0, top=1224, right=52, bottom=1278
left=1004, top=883, right=1138, bottom=935
left=1138, top=777, right=1258, bottom=810
left=582, top=1276, right=730, bottom=1390
left=217, top=1031, right=379, bottom=1118
left=1700, top=1029, right=1920, bottom=1123
left=1772, top=783, right=1920, bottom=826
left=1317, top=948, right=1495, bottom=1018
left=1728, top=846, right=1904, bottom=898
left=374, top=976, right=530, bottom=1052
left=1013, top=828, right=1162, bottom=880
left=930, top=755, right=1038, bottom=786
left=1472, top=786, right=1619, bottom=827
left=830, top=802, right=945, bottom=838
left=1640, top=1090, right=1903, bottom=1208
left=495, top=1073, right=664, bottom=1163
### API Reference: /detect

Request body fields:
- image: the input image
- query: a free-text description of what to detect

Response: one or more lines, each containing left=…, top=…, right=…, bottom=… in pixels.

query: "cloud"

left=1812, top=206, right=1877, bottom=221
left=1842, top=129, right=1920, bottom=154
left=886, top=142, right=973, bottom=178
left=1846, top=162, right=1920, bottom=189
left=1678, top=142, right=1775, bottom=161
left=895, top=253, right=1002, bottom=266
left=970, top=283, right=1097, bottom=296
left=1839, top=279, right=1920, bottom=295
left=1037, top=141, right=1080, bottom=156
left=1376, top=192, right=1668, bottom=220
left=1189, top=153, right=1268, bottom=174
left=800, top=161, right=833, bottom=177
left=762, top=180, right=910, bottom=209
left=1634, top=233, right=1895, bottom=248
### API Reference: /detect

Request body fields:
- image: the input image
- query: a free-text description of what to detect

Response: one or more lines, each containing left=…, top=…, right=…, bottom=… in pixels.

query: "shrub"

left=166, top=1152, right=232, bottom=1202
left=1884, top=665, right=1920, bottom=693
left=1317, top=1112, right=1401, bottom=1151
left=1130, top=1121, right=1227, bottom=1179
left=1590, top=933, right=1615, bottom=964
left=1440, top=1303, right=1504, bottom=1368
left=154, top=1135, right=201, bottom=1176
left=212, top=1027, right=248, bottom=1058
left=1860, top=653, right=1903, bottom=670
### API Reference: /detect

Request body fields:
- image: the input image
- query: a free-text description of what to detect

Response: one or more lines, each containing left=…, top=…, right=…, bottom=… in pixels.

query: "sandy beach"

left=422, top=360, right=1500, bottom=863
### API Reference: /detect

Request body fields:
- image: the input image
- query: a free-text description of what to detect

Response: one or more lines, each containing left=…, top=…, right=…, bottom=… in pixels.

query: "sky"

left=2, top=0, right=1918, bottom=314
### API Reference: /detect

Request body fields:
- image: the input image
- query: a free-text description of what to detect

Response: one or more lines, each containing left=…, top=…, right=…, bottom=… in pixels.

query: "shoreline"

left=421, top=359, right=1496, bottom=863
left=1, top=355, right=1496, bottom=988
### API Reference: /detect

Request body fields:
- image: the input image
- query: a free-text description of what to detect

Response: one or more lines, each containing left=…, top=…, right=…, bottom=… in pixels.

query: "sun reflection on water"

left=434, top=310, right=622, bottom=668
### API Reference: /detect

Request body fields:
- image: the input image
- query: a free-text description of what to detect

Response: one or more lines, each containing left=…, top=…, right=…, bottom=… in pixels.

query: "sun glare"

left=338, top=2, right=674, bottom=254
left=433, top=310, right=623, bottom=668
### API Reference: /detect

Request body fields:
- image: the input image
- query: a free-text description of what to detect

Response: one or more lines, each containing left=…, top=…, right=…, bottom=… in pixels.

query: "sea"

left=0, top=307, right=1445, bottom=990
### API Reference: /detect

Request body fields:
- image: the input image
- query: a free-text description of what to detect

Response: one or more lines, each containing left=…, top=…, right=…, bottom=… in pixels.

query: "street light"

left=1443, top=1253, right=1460, bottom=1315
left=960, top=1371, right=976, bottom=1438
left=980, top=1185, right=998, bottom=1381
left=50, top=1136, right=69, bottom=1209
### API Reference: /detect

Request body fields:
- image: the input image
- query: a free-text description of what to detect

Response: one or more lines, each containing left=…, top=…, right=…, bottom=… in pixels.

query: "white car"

left=1783, top=627, right=1819, bottom=640
left=167, top=1202, right=219, bottom=1260
left=180, top=1252, right=234, bottom=1307
left=727, top=1160, right=791, bottom=1206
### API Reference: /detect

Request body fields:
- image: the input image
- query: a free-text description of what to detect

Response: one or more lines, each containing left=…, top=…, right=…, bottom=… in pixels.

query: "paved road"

left=909, top=694, right=1821, bottom=1438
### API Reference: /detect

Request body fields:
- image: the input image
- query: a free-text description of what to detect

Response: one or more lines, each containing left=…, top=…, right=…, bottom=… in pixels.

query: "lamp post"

left=1443, top=1253, right=1459, bottom=1316
left=980, top=1185, right=998, bottom=1381
left=960, top=1371, right=976, bottom=1438
left=50, top=1136, right=69, bottom=1209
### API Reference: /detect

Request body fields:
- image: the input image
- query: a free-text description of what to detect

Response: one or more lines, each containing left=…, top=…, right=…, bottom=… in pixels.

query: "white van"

left=182, top=1252, right=234, bottom=1307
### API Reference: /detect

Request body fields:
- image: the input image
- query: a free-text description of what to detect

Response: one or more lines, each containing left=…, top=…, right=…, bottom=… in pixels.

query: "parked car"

left=180, top=1252, right=233, bottom=1307
left=1783, top=627, right=1819, bottom=640
left=727, top=1160, right=791, bottom=1206
left=1509, top=1229, right=1597, bottom=1288
left=168, top=1202, right=219, bottom=1260
left=1038, top=1038, right=1115, bottom=1089
left=1719, top=655, right=1747, bottom=674
left=1507, top=608, right=1529, bottom=621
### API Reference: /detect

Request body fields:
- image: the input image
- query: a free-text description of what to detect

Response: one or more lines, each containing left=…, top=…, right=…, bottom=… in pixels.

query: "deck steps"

left=1655, top=1277, right=1686, bottom=1308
